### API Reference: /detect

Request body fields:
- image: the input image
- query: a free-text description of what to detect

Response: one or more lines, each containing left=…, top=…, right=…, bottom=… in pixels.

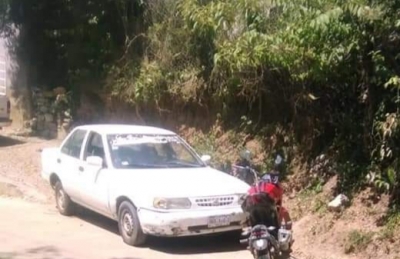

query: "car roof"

left=75, top=124, right=176, bottom=135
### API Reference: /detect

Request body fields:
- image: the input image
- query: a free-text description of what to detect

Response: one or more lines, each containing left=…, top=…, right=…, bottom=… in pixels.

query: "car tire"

left=118, top=201, right=147, bottom=247
left=55, top=181, right=74, bottom=216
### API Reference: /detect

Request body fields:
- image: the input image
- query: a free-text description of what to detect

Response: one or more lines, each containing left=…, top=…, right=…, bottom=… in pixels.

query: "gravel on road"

left=0, top=133, right=60, bottom=202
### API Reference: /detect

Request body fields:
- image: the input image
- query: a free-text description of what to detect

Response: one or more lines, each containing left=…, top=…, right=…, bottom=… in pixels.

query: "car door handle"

left=57, top=158, right=61, bottom=164
left=78, top=166, right=84, bottom=172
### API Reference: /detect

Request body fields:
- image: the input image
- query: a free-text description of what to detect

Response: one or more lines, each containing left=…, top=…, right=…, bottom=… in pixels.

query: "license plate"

left=207, top=215, right=231, bottom=228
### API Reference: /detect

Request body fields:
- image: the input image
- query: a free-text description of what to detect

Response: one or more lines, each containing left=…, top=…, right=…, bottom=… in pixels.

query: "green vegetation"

left=344, top=230, right=374, bottom=254
left=0, top=0, right=399, bottom=205
left=379, top=210, right=400, bottom=240
left=312, top=196, right=329, bottom=215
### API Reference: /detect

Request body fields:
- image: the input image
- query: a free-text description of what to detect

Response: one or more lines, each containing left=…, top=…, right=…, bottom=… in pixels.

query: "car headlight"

left=153, top=197, right=192, bottom=209
left=252, top=239, right=268, bottom=251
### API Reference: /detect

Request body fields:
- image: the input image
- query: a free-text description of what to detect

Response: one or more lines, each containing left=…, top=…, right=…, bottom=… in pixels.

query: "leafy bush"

left=2, top=0, right=400, bottom=205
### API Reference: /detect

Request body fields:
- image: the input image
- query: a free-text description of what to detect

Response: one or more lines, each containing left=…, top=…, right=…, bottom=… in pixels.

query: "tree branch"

left=117, top=33, right=146, bottom=63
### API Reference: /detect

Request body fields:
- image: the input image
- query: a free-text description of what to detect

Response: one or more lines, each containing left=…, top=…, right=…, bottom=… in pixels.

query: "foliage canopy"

left=1, top=0, right=400, bottom=204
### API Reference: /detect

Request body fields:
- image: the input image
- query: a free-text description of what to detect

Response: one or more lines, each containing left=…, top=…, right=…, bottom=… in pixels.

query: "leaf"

left=214, top=53, right=221, bottom=66
left=384, top=76, right=400, bottom=89
left=387, top=168, right=396, bottom=185
left=308, top=93, right=319, bottom=100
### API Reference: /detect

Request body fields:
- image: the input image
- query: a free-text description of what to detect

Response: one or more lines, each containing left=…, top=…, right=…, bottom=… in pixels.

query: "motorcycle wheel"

left=254, top=250, right=273, bottom=259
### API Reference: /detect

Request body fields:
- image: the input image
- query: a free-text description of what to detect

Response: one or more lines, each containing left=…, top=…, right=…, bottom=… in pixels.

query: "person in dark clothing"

left=240, top=155, right=293, bottom=254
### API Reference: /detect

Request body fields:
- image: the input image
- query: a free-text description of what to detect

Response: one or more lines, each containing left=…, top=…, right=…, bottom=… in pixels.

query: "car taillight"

left=7, top=100, right=10, bottom=114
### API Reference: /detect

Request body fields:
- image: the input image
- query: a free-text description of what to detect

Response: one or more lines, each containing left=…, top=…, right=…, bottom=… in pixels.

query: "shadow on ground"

left=74, top=206, right=244, bottom=255
left=0, top=135, right=25, bottom=147
left=0, top=246, right=141, bottom=259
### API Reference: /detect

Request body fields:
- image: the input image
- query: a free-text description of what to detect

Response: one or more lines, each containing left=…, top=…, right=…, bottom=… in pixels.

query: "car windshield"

left=107, top=134, right=205, bottom=169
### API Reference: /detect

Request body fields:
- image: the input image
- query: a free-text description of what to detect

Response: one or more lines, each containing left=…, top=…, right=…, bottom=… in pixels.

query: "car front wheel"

left=118, top=201, right=147, bottom=247
left=55, top=181, right=74, bottom=216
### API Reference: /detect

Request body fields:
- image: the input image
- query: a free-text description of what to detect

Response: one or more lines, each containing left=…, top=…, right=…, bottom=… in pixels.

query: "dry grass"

left=344, top=230, right=374, bottom=254
left=0, top=182, right=23, bottom=198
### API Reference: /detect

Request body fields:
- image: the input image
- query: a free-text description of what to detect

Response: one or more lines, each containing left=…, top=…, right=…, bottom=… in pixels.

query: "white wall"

left=0, top=38, right=7, bottom=96
left=0, top=26, right=31, bottom=127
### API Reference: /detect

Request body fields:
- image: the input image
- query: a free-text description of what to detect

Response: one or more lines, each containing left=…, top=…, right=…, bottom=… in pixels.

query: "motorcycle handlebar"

left=232, top=165, right=260, bottom=183
left=232, top=164, right=249, bottom=170
left=232, top=165, right=259, bottom=174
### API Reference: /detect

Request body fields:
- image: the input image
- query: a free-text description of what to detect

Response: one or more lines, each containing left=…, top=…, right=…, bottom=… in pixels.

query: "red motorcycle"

left=237, top=154, right=293, bottom=259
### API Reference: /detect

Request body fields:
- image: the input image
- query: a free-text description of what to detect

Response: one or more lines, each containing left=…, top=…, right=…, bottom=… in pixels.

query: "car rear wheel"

left=118, top=201, right=147, bottom=247
left=55, top=181, right=74, bottom=216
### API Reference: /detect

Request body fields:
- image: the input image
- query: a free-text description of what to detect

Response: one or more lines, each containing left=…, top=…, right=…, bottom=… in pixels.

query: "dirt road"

left=0, top=133, right=251, bottom=259
left=0, top=197, right=250, bottom=259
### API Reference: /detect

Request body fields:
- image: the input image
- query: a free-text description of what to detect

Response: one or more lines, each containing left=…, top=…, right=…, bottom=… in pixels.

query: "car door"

left=79, top=131, right=111, bottom=216
left=58, top=128, right=88, bottom=203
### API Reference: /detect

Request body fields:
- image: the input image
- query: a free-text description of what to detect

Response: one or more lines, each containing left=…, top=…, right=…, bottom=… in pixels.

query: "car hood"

left=114, top=167, right=250, bottom=198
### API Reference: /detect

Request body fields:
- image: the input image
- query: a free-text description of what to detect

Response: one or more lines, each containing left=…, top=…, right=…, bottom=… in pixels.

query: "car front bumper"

left=138, top=206, right=245, bottom=237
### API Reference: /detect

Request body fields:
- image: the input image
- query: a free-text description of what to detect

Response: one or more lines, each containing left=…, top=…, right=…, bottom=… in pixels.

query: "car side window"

left=84, top=132, right=107, bottom=167
left=169, top=142, right=197, bottom=163
left=60, top=129, right=87, bottom=159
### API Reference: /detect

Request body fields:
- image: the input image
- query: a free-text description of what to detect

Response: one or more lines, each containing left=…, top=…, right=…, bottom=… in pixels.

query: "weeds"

left=298, top=178, right=324, bottom=200
left=313, top=197, right=328, bottom=216
left=344, top=230, right=374, bottom=254
left=191, top=132, right=217, bottom=158
left=379, top=211, right=400, bottom=241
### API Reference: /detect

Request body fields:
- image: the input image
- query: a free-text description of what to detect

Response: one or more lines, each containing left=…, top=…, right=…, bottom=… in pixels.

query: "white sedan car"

left=41, top=124, right=250, bottom=246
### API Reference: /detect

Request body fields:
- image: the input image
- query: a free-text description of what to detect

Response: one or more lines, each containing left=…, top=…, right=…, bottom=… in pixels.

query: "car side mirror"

left=201, top=155, right=211, bottom=164
left=87, top=156, right=103, bottom=168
